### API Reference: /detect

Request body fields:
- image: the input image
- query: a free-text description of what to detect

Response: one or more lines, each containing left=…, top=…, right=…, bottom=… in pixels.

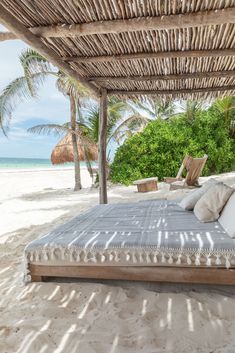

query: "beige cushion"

left=179, top=178, right=219, bottom=211
left=218, top=191, right=235, bottom=238
left=194, top=183, right=234, bottom=222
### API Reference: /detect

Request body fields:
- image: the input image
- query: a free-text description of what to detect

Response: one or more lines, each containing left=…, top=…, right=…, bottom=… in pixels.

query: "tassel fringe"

left=23, top=245, right=235, bottom=283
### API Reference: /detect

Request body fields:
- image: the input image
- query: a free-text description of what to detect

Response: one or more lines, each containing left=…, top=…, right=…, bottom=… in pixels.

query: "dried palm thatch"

left=51, top=133, right=98, bottom=165
left=0, top=0, right=235, bottom=99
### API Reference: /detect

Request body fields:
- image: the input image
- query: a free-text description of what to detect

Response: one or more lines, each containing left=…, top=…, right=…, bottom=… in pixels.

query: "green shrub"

left=110, top=109, right=235, bottom=185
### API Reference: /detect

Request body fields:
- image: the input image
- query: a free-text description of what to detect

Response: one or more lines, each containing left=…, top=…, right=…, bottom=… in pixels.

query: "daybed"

left=24, top=199, right=235, bottom=285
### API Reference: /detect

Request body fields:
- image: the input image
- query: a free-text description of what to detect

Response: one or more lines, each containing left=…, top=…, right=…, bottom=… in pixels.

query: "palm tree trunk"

left=70, top=94, right=82, bottom=190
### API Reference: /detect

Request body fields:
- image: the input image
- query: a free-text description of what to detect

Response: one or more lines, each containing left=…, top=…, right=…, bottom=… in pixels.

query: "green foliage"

left=110, top=105, right=235, bottom=185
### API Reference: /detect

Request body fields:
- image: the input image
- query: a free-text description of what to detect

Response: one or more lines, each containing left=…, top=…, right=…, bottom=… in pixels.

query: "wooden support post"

left=99, top=89, right=108, bottom=204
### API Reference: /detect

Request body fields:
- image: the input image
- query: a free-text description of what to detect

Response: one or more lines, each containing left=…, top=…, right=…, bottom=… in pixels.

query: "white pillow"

left=179, top=178, right=219, bottom=211
left=218, top=191, right=235, bottom=238
left=194, top=183, right=234, bottom=222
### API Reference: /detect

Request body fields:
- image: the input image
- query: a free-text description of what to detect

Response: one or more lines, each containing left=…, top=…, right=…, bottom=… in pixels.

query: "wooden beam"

left=1, top=8, right=235, bottom=40
left=0, top=31, right=17, bottom=41
left=2, top=7, right=235, bottom=41
left=0, top=5, right=99, bottom=96
left=99, top=88, right=108, bottom=204
left=29, top=7, right=235, bottom=38
left=63, top=48, right=235, bottom=63
left=89, top=70, right=235, bottom=82
left=29, top=264, right=235, bottom=285
left=108, top=85, right=235, bottom=96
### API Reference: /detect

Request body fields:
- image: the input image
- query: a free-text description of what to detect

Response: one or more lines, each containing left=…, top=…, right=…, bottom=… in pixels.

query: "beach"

left=1, top=167, right=235, bottom=353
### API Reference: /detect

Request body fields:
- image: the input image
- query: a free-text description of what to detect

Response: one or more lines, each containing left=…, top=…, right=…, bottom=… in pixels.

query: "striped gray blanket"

left=24, top=200, right=235, bottom=281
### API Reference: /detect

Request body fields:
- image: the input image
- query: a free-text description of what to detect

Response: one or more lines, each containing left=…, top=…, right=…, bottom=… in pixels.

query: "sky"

left=0, top=25, right=71, bottom=159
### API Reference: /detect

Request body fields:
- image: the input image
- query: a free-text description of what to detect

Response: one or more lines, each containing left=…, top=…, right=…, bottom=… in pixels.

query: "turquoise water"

left=0, top=157, right=90, bottom=170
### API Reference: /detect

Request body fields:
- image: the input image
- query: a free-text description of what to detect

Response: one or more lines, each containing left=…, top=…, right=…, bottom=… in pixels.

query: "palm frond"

left=108, top=114, right=150, bottom=144
left=56, top=72, right=91, bottom=102
left=129, top=99, right=156, bottom=118
left=0, top=73, right=46, bottom=134
left=20, top=49, right=52, bottom=75
left=214, top=96, right=235, bottom=133
left=83, top=105, right=100, bottom=142
left=28, top=123, right=70, bottom=136
left=215, top=96, right=235, bottom=114
left=129, top=98, right=176, bottom=120
left=19, top=49, right=54, bottom=96
left=178, top=100, right=204, bottom=120
left=28, top=121, right=91, bottom=140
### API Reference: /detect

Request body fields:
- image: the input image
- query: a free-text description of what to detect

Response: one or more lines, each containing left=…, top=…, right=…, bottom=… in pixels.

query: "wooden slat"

left=98, top=88, right=108, bottom=204
left=27, top=7, right=235, bottom=38
left=108, top=85, right=235, bottom=96
left=63, top=49, right=235, bottom=63
left=0, top=5, right=100, bottom=96
left=29, top=264, right=235, bottom=285
left=88, top=70, right=235, bottom=82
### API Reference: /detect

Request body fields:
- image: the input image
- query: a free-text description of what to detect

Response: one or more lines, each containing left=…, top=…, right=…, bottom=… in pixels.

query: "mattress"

left=24, top=200, right=235, bottom=280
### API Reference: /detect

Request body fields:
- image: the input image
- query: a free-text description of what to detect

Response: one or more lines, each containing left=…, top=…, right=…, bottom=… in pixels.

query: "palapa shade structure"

left=0, top=0, right=235, bottom=203
left=51, top=134, right=98, bottom=165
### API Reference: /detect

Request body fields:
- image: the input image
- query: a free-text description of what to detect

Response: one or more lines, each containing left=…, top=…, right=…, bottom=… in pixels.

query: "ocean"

left=0, top=157, right=90, bottom=170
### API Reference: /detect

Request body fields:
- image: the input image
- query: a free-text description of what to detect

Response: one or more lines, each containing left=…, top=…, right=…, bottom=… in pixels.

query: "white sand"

left=1, top=167, right=235, bottom=353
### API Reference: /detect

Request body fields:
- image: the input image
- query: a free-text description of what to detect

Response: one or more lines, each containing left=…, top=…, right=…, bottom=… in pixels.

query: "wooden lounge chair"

left=164, top=154, right=208, bottom=190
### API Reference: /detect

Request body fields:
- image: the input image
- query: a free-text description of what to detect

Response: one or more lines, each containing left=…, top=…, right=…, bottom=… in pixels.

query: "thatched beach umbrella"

left=51, top=133, right=98, bottom=165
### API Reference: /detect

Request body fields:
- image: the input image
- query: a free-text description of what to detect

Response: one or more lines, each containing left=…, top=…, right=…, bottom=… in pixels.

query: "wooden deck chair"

left=164, top=154, right=208, bottom=190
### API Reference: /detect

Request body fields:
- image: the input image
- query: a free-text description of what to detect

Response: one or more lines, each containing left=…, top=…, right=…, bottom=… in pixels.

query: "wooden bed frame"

left=29, top=264, right=235, bottom=285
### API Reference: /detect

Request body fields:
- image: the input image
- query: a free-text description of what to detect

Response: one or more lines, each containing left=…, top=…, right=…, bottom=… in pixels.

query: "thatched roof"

left=51, top=134, right=98, bottom=165
left=0, top=1, right=235, bottom=99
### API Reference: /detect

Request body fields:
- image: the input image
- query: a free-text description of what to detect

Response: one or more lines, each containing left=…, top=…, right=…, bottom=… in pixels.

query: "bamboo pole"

left=99, top=89, right=108, bottom=204
left=108, top=85, right=235, bottom=96
left=0, top=5, right=99, bottom=96
left=89, top=70, right=235, bottom=82
left=63, top=49, right=235, bottom=63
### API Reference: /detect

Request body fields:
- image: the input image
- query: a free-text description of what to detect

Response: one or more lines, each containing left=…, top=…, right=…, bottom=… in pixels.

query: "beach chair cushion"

left=194, top=183, right=234, bottom=222
left=179, top=178, right=219, bottom=210
left=219, top=191, right=235, bottom=238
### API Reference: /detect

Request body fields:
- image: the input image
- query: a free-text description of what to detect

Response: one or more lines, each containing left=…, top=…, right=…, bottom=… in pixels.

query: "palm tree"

left=83, top=97, right=151, bottom=145
left=55, top=72, right=90, bottom=190
left=178, top=100, right=204, bottom=121
left=0, top=49, right=90, bottom=190
left=129, top=98, right=176, bottom=121
left=28, top=97, right=149, bottom=163
left=0, top=49, right=151, bottom=189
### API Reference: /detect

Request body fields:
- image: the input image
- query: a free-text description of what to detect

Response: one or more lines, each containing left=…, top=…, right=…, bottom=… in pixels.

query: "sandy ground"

left=1, top=167, right=235, bottom=353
